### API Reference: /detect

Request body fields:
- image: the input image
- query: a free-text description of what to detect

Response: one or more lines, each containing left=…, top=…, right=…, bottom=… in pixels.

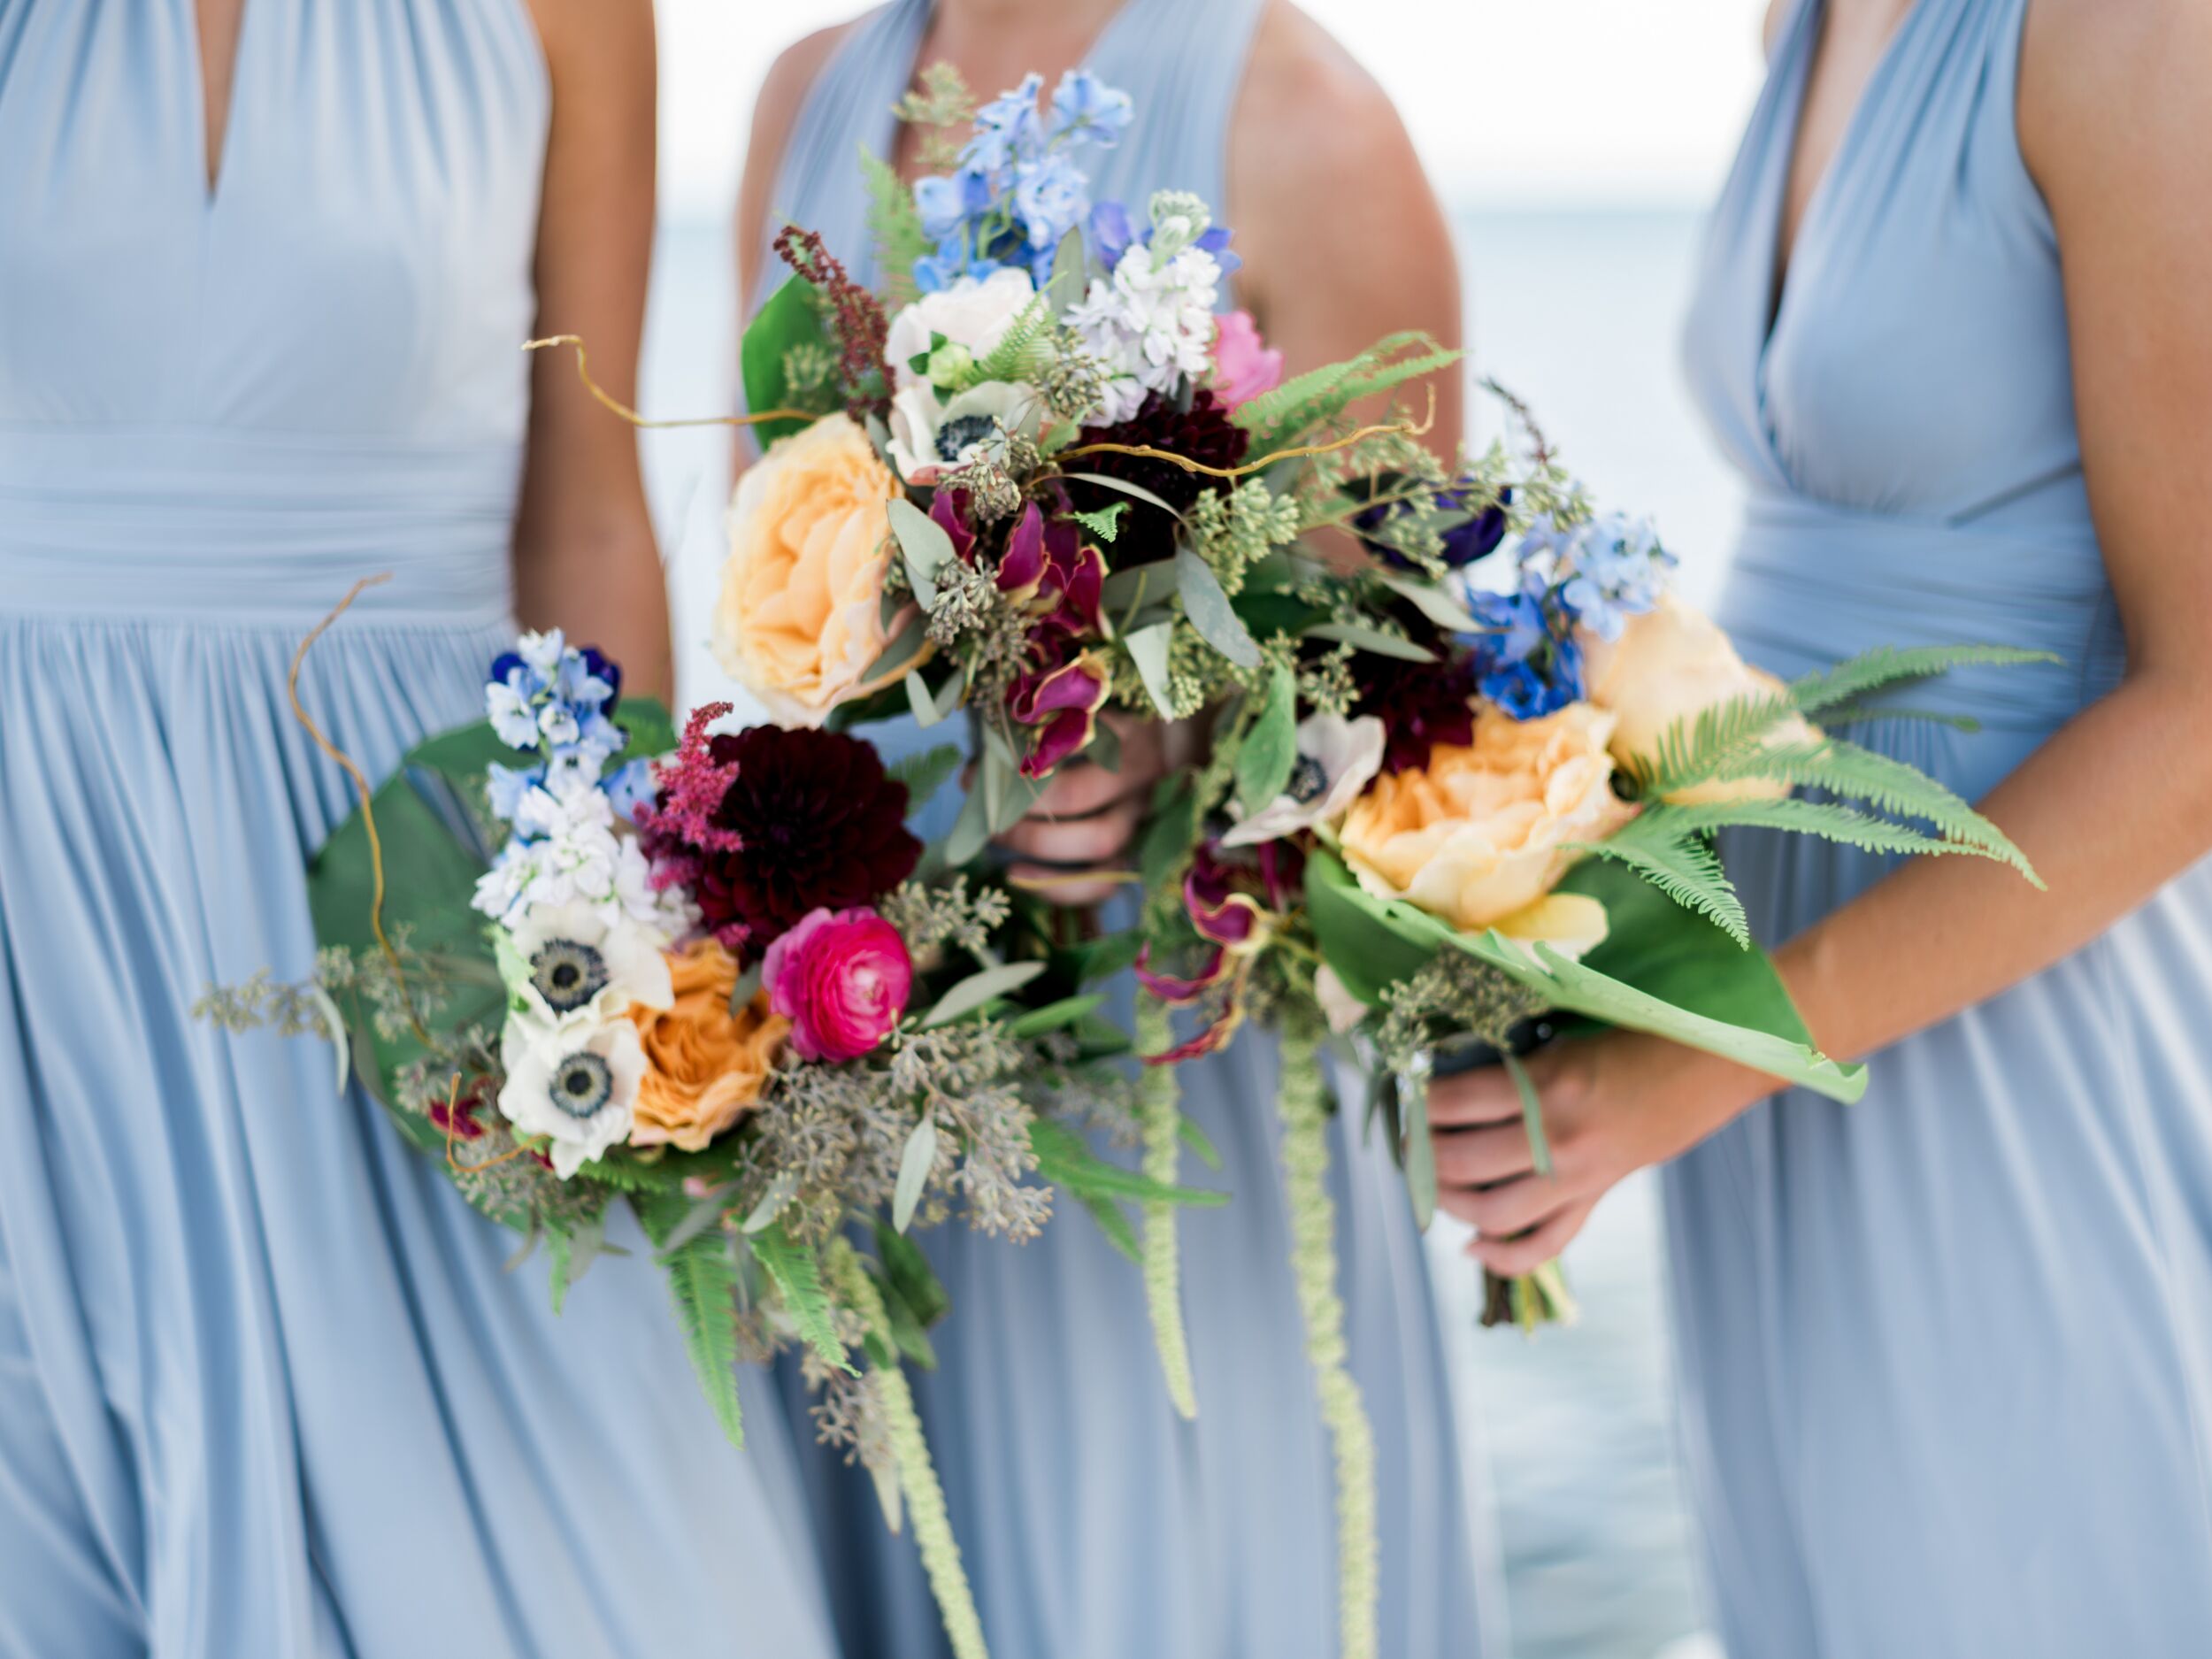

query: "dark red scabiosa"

left=636, top=710, right=920, bottom=963
left=1068, top=388, right=1250, bottom=565
left=1350, top=647, right=1479, bottom=775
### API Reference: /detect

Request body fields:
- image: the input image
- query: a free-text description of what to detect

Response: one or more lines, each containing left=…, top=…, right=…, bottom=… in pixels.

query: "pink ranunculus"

left=1210, top=311, right=1285, bottom=411
left=760, top=906, right=914, bottom=1063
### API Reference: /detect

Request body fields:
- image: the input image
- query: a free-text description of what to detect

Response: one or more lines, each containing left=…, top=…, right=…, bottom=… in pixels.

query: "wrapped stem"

left=829, top=1240, right=991, bottom=1659
left=1137, top=994, right=1200, bottom=1419
left=1277, top=1004, right=1379, bottom=1659
left=1480, top=1260, right=1580, bottom=1332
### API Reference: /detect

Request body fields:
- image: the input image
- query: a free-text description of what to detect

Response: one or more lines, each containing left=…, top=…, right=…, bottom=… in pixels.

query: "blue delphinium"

left=482, top=631, right=646, bottom=825
left=1087, top=197, right=1243, bottom=280
left=1520, top=511, right=1674, bottom=641
left=1465, top=571, right=1586, bottom=719
left=910, top=70, right=1137, bottom=290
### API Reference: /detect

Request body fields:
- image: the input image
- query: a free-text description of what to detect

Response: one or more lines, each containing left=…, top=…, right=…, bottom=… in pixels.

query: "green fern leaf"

left=1571, top=820, right=1750, bottom=947
left=1233, top=331, right=1463, bottom=451
left=1626, top=689, right=1798, bottom=801
left=753, top=1223, right=856, bottom=1378
left=639, top=1203, right=746, bottom=1449
left=859, top=146, right=928, bottom=309
left=968, top=295, right=1056, bottom=386
left=1787, top=644, right=2058, bottom=719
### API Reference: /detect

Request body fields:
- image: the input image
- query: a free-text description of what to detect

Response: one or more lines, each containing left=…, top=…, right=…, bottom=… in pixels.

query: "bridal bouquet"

left=203, top=619, right=1217, bottom=1659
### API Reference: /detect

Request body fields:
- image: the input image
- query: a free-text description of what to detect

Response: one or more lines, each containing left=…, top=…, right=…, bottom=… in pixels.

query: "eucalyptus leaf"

left=904, top=670, right=945, bottom=728
left=658, top=1184, right=735, bottom=1255
left=1502, top=1050, right=1553, bottom=1179
left=1303, top=622, right=1437, bottom=662
left=861, top=618, right=931, bottom=687
left=741, top=1170, right=802, bottom=1233
left=1401, top=1065, right=1438, bottom=1231
left=892, top=1116, right=938, bottom=1233
left=886, top=497, right=956, bottom=609
left=311, top=983, right=352, bottom=1095
left=887, top=744, right=964, bottom=816
left=1176, top=546, right=1262, bottom=670
left=1234, top=664, right=1299, bottom=815
left=922, top=960, right=1048, bottom=1028
left=1061, top=471, right=1184, bottom=518
left=1046, top=226, right=1089, bottom=317
left=1375, top=571, right=1482, bottom=634
left=1006, top=992, right=1109, bottom=1038
left=1125, top=622, right=1179, bottom=718
left=943, top=775, right=992, bottom=867
left=1102, top=559, right=1177, bottom=618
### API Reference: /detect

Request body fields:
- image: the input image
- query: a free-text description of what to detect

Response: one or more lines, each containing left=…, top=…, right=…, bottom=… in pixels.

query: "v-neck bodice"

left=1681, top=0, right=2119, bottom=792
left=1687, top=0, right=2075, bottom=521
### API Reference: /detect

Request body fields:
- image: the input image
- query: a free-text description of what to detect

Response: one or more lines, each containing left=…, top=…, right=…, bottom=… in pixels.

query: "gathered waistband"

left=0, top=426, right=518, bottom=624
left=1716, top=489, right=2123, bottom=732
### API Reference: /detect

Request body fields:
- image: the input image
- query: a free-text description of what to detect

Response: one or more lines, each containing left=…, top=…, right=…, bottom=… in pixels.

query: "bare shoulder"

left=1233, top=2, right=1415, bottom=190
left=2020, top=0, right=2212, bottom=200
left=751, top=20, right=856, bottom=150
left=1763, top=0, right=1790, bottom=59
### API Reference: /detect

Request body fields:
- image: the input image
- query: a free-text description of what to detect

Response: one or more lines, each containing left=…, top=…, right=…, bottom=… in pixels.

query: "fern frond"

left=1647, top=778, right=2039, bottom=885
left=753, top=1224, right=856, bottom=1377
left=1686, top=740, right=2038, bottom=879
left=1786, top=644, right=2057, bottom=718
left=1816, top=703, right=1984, bottom=733
left=1233, top=331, right=1462, bottom=451
left=662, top=1227, right=745, bottom=1448
left=1625, top=689, right=1798, bottom=801
left=859, top=146, right=929, bottom=309
left=1572, top=820, right=1750, bottom=947
left=968, top=295, right=1056, bottom=385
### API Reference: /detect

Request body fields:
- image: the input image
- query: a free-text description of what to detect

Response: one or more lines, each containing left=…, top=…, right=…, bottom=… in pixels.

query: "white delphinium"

left=472, top=772, right=692, bottom=939
left=1065, top=237, right=1222, bottom=424
left=498, top=1009, right=648, bottom=1178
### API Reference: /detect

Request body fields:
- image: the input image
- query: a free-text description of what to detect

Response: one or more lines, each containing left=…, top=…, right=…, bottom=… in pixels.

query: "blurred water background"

left=641, top=204, right=1736, bottom=1659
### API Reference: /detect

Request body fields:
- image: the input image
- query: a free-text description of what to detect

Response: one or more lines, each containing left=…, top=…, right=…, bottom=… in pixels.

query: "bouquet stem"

left=1136, top=995, right=1200, bottom=1420
left=1479, top=1260, right=1579, bottom=1332
left=831, top=1240, right=991, bottom=1659
left=1278, top=1005, right=1379, bottom=1659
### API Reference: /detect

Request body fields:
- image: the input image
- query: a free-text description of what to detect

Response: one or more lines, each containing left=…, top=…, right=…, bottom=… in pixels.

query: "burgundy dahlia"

left=1070, top=388, right=1250, bottom=565
left=639, top=723, right=919, bottom=963
left=1352, top=650, right=1479, bottom=775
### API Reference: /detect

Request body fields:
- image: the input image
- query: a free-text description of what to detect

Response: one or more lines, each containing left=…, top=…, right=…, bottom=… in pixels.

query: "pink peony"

left=761, top=906, right=914, bottom=1063
left=1210, top=311, right=1285, bottom=410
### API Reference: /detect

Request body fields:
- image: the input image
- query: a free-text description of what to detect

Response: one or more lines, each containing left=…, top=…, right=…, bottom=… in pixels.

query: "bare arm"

left=511, top=0, right=670, bottom=699
left=1435, top=0, right=2212, bottom=1272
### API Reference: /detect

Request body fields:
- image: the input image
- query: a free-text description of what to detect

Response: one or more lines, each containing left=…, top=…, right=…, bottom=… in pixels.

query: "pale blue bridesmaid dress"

left=1671, top=1, right=2212, bottom=1653
left=0, top=5, right=839, bottom=1655
left=750, top=4, right=1492, bottom=1655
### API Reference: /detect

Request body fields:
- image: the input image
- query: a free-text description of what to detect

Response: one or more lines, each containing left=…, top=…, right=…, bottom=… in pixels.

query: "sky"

left=657, top=0, right=1773, bottom=222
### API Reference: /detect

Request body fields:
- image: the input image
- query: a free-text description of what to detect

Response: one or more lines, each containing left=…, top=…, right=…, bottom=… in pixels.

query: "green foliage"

left=1571, top=817, right=1749, bottom=948
left=887, top=743, right=964, bottom=818
left=741, top=275, right=833, bottom=448
left=1233, top=331, right=1464, bottom=454
left=859, top=146, right=929, bottom=308
left=753, top=1222, right=855, bottom=1378
left=1027, top=1118, right=1230, bottom=1210
left=640, top=1194, right=746, bottom=1448
left=965, top=294, right=1057, bottom=386
left=1234, top=664, right=1299, bottom=814
left=1069, top=501, right=1129, bottom=543
left=1786, top=643, right=2056, bottom=720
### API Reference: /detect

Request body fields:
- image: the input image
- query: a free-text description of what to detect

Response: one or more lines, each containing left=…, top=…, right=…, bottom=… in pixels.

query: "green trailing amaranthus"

left=1277, top=1002, right=1379, bottom=1659
left=830, top=1238, right=990, bottom=1659
left=1136, top=993, right=1199, bottom=1420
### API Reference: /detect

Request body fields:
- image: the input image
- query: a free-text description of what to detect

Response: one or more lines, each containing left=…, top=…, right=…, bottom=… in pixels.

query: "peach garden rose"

left=1340, top=701, right=1636, bottom=949
left=626, top=940, right=788, bottom=1153
left=714, top=412, right=907, bottom=728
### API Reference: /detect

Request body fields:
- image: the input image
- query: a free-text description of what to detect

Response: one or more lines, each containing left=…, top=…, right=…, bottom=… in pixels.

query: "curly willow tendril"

left=286, top=574, right=434, bottom=1048
left=828, top=1239, right=991, bottom=1659
left=521, top=335, right=821, bottom=432
left=1054, top=385, right=1440, bottom=481
left=1136, top=995, right=1199, bottom=1420
left=1278, top=1002, right=1379, bottom=1659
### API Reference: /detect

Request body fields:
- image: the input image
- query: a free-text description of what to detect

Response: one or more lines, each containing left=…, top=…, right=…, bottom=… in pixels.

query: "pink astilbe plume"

left=635, top=702, right=743, bottom=895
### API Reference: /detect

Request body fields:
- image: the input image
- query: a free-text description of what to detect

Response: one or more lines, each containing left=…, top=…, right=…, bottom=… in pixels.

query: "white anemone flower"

left=506, top=900, right=673, bottom=1022
left=885, top=380, right=1044, bottom=484
left=498, top=1010, right=647, bottom=1179
left=884, top=267, right=1039, bottom=390
left=1220, top=713, right=1386, bottom=849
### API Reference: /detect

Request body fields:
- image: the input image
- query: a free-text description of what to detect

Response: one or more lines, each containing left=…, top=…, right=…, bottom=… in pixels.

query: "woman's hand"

left=1430, top=1033, right=1775, bottom=1276
left=994, top=712, right=1170, bottom=907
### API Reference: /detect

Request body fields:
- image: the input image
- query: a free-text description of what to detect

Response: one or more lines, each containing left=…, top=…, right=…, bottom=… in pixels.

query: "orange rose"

left=626, top=941, right=787, bottom=1152
left=714, top=413, right=906, bottom=727
left=1341, top=702, right=1638, bottom=937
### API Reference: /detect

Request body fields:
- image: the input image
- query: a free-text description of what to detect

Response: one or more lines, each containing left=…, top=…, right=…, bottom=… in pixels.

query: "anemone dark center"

left=1286, top=754, right=1330, bottom=804
left=549, top=1051, right=614, bottom=1119
left=935, top=414, right=998, bottom=461
left=531, top=939, right=609, bottom=1015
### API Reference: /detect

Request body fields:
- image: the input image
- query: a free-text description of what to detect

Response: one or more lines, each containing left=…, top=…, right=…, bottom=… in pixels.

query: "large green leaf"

left=305, top=701, right=678, bottom=1126
left=741, top=275, right=832, bottom=449
left=1302, top=848, right=1864, bottom=1102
